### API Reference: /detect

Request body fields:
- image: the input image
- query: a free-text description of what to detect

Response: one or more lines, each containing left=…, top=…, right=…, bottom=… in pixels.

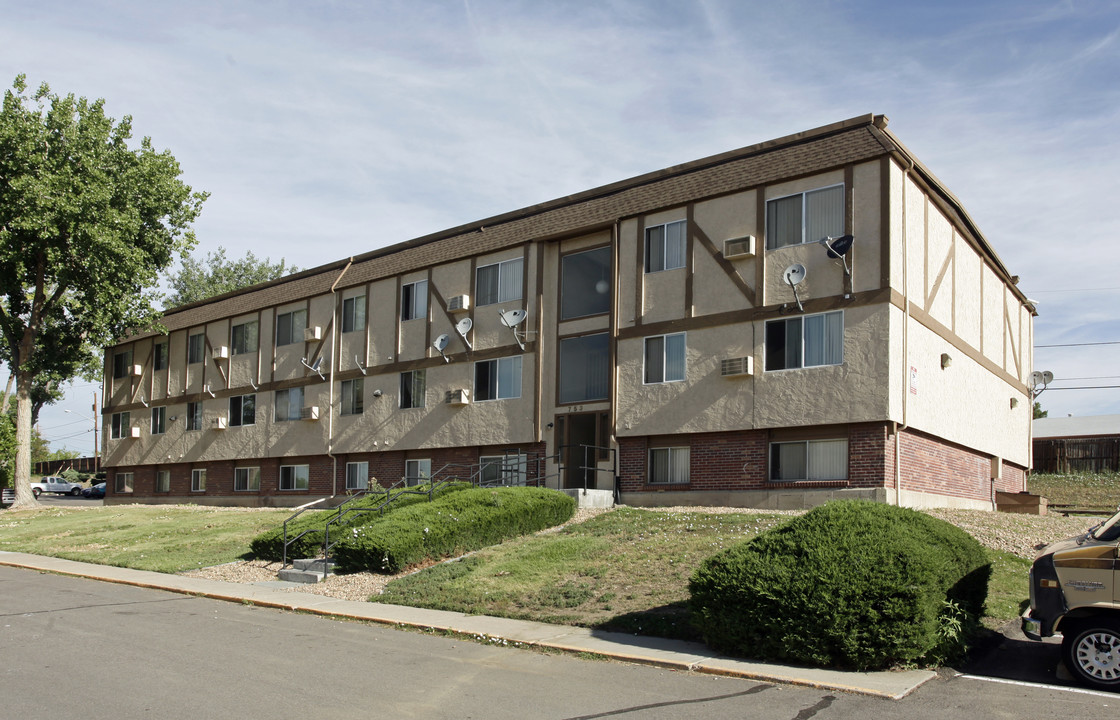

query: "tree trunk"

left=11, top=369, right=40, bottom=509
left=1, top=372, right=13, bottom=414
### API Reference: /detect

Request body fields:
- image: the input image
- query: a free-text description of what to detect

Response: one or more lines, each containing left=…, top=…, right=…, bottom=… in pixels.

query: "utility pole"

left=92, top=392, right=99, bottom=473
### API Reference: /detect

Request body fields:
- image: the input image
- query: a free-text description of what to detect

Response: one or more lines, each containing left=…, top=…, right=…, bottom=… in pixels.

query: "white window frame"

left=404, top=459, right=431, bottom=487
left=187, top=332, right=205, bottom=364
left=475, top=258, right=524, bottom=306
left=115, top=472, right=134, bottom=493
left=769, top=439, right=849, bottom=482
left=342, top=295, right=366, bottom=333
left=275, top=309, right=306, bottom=347
left=764, top=310, right=844, bottom=372
left=643, top=332, right=686, bottom=384
left=231, top=320, right=259, bottom=356
left=474, top=356, right=522, bottom=401
left=150, top=406, right=166, bottom=435
left=644, top=219, right=687, bottom=273
left=400, top=280, right=428, bottom=321
left=341, top=378, right=364, bottom=416
left=191, top=468, right=207, bottom=493
left=648, top=447, right=689, bottom=484
left=234, top=466, right=261, bottom=492
left=111, top=411, right=130, bottom=439
left=765, top=183, right=845, bottom=249
left=279, top=464, right=309, bottom=491
left=345, top=461, right=369, bottom=491
left=229, top=394, right=256, bottom=427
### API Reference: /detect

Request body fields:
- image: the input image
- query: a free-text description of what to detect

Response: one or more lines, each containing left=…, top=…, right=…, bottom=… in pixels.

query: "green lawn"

left=0, top=505, right=289, bottom=573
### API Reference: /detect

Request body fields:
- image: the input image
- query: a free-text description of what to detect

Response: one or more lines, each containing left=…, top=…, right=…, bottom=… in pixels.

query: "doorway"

left=555, top=412, right=608, bottom=489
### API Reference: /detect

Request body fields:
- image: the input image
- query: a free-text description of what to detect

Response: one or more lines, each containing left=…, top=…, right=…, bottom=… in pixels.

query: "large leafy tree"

left=0, top=75, right=207, bottom=508
left=166, top=246, right=297, bottom=307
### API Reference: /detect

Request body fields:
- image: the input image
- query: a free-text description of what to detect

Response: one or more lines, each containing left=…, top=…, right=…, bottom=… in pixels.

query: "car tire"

left=32, top=487, right=41, bottom=499
left=71, top=487, right=82, bottom=496
left=1061, top=619, right=1120, bottom=691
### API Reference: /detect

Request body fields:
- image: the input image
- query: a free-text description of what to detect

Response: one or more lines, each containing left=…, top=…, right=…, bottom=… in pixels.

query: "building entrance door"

left=556, top=412, right=606, bottom=489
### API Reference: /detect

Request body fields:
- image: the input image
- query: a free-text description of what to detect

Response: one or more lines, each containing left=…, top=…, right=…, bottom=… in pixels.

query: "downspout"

left=328, top=258, right=354, bottom=497
left=609, top=218, right=621, bottom=505
left=895, top=155, right=915, bottom=507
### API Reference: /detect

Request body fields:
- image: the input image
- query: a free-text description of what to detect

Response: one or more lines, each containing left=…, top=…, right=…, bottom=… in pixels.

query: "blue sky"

left=3, top=0, right=1118, bottom=452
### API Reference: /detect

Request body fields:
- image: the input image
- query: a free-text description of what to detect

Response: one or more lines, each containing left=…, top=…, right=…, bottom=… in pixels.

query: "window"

left=649, top=447, right=689, bottom=484
left=404, top=459, right=431, bottom=487
left=191, top=468, right=206, bottom=492
left=766, top=184, right=844, bottom=249
left=644, top=333, right=686, bottom=384
left=110, top=411, right=130, bottom=439
left=764, top=311, right=843, bottom=371
left=342, top=295, right=366, bottom=333
left=400, top=281, right=428, bottom=321
left=229, top=394, right=256, bottom=427
left=234, top=467, right=261, bottom=492
left=186, top=402, right=203, bottom=431
left=345, top=462, right=369, bottom=491
left=476, top=258, right=523, bottom=306
left=559, top=333, right=610, bottom=403
left=150, top=406, right=166, bottom=435
left=480, top=454, right=527, bottom=485
left=341, top=378, right=364, bottom=416
left=112, top=350, right=133, bottom=379
left=644, top=220, right=686, bottom=273
left=561, top=247, right=611, bottom=320
left=770, top=439, right=848, bottom=482
left=400, top=370, right=426, bottom=409
left=475, top=356, right=522, bottom=401
left=275, top=387, right=303, bottom=421
left=153, top=342, right=169, bottom=371
left=155, top=470, right=170, bottom=493
left=280, top=464, right=309, bottom=491
left=115, top=472, right=134, bottom=493
left=231, top=320, right=259, bottom=355
left=276, top=309, right=306, bottom=346
left=187, top=333, right=205, bottom=364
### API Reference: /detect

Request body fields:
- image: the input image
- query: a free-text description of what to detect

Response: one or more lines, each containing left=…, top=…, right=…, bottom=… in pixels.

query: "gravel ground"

left=180, top=505, right=1106, bottom=602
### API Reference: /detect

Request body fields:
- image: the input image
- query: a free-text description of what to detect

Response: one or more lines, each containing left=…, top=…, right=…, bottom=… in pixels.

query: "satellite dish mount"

left=301, top=356, right=326, bottom=381
left=455, top=317, right=474, bottom=351
left=1029, top=370, right=1054, bottom=398
left=433, top=334, right=451, bottom=363
left=499, top=309, right=529, bottom=351
left=819, top=234, right=854, bottom=277
left=782, top=263, right=807, bottom=313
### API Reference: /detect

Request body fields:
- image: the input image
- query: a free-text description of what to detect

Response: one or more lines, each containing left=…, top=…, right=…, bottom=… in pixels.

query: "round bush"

left=688, top=500, right=990, bottom=670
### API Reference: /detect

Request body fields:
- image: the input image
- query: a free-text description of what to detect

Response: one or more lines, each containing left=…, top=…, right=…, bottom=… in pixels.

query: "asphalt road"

left=1, top=567, right=1115, bottom=719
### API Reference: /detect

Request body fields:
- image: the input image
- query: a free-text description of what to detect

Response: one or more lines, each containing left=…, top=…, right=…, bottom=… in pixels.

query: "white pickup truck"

left=31, top=476, right=84, bottom=498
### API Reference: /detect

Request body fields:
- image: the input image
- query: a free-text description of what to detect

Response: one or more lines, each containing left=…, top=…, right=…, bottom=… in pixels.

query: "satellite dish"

left=1042, top=370, right=1054, bottom=385
left=433, top=333, right=451, bottom=363
left=500, top=309, right=528, bottom=328
left=1029, top=371, right=1045, bottom=386
left=782, top=264, right=806, bottom=313
left=821, top=234, right=854, bottom=258
left=455, top=318, right=473, bottom=350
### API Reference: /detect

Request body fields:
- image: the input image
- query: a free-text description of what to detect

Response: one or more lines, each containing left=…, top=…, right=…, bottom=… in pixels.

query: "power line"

left=1035, top=341, right=1120, bottom=348
left=1045, top=385, right=1120, bottom=391
left=1027, top=287, right=1120, bottom=294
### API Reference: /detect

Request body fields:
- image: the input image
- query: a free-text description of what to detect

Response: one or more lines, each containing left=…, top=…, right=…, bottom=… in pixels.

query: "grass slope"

left=1028, top=471, right=1120, bottom=511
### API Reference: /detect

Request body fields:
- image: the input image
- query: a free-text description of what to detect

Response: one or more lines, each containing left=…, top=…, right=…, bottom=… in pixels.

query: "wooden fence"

left=33, top=456, right=101, bottom=476
left=1033, top=438, right=1120, bottom=474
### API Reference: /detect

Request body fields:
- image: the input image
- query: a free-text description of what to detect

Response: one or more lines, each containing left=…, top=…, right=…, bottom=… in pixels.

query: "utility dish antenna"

left=819, top=234, right=854, bottom=276
left=782, top=263, right=807, bottom=312
left=1029, top=370, right=1054, bottom=398
left=455, top=317, right=474, bottom=350
left=499, top=309, right=529, bottom=351
left=354, top=355, right=368, bottom=376
left=301, top=356, right=325, bottom=380
left=433, top=333, right=451, bottom=363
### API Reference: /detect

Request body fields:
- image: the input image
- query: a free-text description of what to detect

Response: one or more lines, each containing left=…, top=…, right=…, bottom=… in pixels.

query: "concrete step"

left=278, top=558, right=336, bottom=584
left=292, top=558, right=336, bottom=573
left=277, top=568, right=325, bottom=584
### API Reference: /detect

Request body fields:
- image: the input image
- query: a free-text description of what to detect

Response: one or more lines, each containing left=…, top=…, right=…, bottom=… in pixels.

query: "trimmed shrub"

left=249, top=483, right=470, bottom=560
left=688, top=500, right=990, bottom=670
left=332, top=487, right=576, bottom=574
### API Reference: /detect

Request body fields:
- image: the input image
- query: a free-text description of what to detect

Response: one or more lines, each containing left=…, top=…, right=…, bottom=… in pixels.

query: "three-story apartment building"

left=101, top=115, right=1035, bottom=510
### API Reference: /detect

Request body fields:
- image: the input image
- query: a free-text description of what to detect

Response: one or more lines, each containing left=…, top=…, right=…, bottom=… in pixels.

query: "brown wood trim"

left=879, top=156, right=892, bottom=290
left=690, top=219, right=756, bottom=305
left=685, top=205, right=695, bottom=317
left=756, top=190, right=767, bottom=306
left=844, top=165, right=855, bottom=297
left=634, top=215, right=645, bottom=327
left=926, top=240, right=953, bottom=313
left=394, top=275, right=403, bottom=359
left=424, top=268, right=433, bottom=352
left=1004, top=289, right=1021, bottom=379
left=534, top=241, right=545, bottom=438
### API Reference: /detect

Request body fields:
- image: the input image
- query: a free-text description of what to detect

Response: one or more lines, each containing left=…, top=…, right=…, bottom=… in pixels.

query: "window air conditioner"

left=131, top=364, right=144, bottom=376
left=723, top=236, right=756, bottom=259
left=212, top=417, right=227, bottom=430
left=720, top=356, right=754, bottom=377
left=304, top=326, right=322, bottom=342
left=444, top=389, right=470, bottom=405
left=212, top=346, right=229, bottom=360
left=447, top=295, right=470, bottom=313
left=300, top=406, right=320, bottom=421
left=128, top=426, right=141, bottom=438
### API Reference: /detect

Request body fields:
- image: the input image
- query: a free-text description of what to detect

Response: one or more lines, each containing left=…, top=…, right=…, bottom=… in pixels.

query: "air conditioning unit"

left=720, top=356, right=754, bottom=377
left=723, top=235, right=756, bottom=259
left=447, top=295, right=470, bottom=313
left=130, top=364, right=143, bottom=377
left=212, top=346, right=229, bottom=360
left=304, top=326, right=322, bottom=342
left=212, top=417, right=227, bottom=430
left=444, top=388, right=470, bottom=405
left=300, top=405, right=320, bottom=421
left=128, top=426, right=141, bottom=438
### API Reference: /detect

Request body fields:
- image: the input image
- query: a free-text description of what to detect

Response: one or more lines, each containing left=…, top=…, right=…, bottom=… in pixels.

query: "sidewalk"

left=0, top=551, right=934, bottom=699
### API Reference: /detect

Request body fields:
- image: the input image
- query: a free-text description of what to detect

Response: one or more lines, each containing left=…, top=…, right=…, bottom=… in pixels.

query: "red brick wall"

left=897, top=427, right=1026, bottom=501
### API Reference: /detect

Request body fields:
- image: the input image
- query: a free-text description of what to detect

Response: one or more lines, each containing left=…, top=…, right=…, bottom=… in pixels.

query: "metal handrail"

left=281, top=488, right=382, bottom=567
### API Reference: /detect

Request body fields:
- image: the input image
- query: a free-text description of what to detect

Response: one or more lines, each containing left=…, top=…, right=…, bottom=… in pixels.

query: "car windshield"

left=1090, top=507, right=1120, bottom=542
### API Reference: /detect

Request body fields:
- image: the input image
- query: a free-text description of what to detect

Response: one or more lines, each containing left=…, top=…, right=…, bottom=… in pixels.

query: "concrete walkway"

left=0, top=551, right=935, bottom=699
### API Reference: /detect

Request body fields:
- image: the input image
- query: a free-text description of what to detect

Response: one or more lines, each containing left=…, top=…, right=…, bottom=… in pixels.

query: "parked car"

left=82, top=483, right=105, bottom=499
left=31, top=476, right=84, bottom=498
